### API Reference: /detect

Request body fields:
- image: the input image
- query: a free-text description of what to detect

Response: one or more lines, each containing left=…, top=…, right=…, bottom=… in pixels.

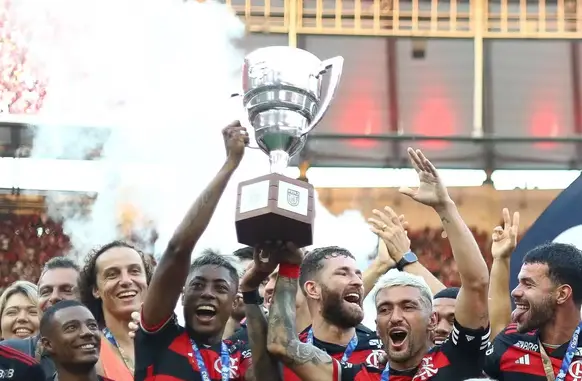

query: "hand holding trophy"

left=233, top=46, right=344, bottom=248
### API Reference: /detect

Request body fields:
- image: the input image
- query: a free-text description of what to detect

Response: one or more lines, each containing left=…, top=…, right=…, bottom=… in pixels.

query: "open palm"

left=399, top=148, right=451, bottom=208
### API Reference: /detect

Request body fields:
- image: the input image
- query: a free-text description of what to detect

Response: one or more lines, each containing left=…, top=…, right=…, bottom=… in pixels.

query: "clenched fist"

left=223, top=120, right=249, bottom=165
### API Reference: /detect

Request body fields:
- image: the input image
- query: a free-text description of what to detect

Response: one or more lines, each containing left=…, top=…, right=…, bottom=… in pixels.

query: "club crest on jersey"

left=366, top=350, right=386, bottom=368
left=569, top=360, right=582, bottom=380
left=412, top=357, right=438, bottom=381
left=214, top=357, right=239, bottom=379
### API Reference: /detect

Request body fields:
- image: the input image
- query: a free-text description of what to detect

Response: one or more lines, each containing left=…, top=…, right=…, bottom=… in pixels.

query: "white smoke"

left=11, top=0, right=378, bottom=324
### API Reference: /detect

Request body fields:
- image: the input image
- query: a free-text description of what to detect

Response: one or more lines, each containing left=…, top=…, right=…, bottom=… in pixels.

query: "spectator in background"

left=0, top=280, right=39, bottom=340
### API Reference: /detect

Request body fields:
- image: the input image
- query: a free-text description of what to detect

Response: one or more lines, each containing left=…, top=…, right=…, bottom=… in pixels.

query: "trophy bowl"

left=235, top=46, right=344, bottom=248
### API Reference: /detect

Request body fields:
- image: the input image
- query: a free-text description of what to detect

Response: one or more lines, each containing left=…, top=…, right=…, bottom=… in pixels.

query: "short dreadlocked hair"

left=188, top=250, right=240, bottom=291
left=299, top=246, right=355, bottom=295
left=78, top=240, right=154, bottom=327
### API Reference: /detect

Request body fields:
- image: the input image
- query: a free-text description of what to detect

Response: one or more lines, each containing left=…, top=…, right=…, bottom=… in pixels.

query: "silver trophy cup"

left=234, top=46, right=343, bottom=248
left=239, top=46, right=344, bottom=173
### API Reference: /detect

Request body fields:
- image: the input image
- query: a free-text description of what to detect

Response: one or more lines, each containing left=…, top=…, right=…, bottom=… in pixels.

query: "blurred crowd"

left=0, top=212, right=501, bottom=291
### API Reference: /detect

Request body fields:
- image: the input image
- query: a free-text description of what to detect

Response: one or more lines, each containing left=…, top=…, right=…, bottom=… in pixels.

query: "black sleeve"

left=24, top=364, right=46, bottom=381
left=0, top=338, right=34, bottom=357
left=138, top=313, right=181, bottom=341
left=483, top=329, right=511, bottom=379
left=228, top=326, right=249, bottom=346
left=440, top=319, right=491, bottom=365
left=134, top=313, right=181, bottom=376
left=340, top=361, right=364, bottom=381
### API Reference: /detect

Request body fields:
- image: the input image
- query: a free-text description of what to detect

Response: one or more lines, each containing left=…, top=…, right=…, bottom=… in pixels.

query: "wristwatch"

left=396, top=251, right=418, bottom=271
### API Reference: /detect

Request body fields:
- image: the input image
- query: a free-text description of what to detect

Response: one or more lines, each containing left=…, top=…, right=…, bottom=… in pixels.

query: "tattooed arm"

left=142, top=122, right=248, bottom=329
left=267, top=276, right=339, bottom=381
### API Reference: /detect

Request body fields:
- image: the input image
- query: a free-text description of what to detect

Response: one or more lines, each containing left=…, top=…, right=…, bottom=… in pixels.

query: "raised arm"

left=362, top=239, right=395, bottom=297
left=142, top=122, right=248, bottom=329
left=266, top=246, right=338, bottom=381
left=489, top=208, right=519, bottom=339
left=239, top=247, right=283, bottom=381
left=400, top=148, right=489, bottom=330
left=368, top=207, right=446, bottom=295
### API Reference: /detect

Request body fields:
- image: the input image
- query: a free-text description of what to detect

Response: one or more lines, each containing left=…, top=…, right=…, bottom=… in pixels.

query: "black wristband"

left=242, top=290, right=264, bottom=305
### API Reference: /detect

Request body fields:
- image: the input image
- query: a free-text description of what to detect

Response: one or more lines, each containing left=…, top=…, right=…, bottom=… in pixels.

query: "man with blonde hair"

left=266, top=147, right=491, bottom=381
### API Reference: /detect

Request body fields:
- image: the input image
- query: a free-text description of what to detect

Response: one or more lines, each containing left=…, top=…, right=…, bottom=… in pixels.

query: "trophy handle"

left=304, top=56, right=344, bottom=135
left=230, top=92, right=261, bottom=150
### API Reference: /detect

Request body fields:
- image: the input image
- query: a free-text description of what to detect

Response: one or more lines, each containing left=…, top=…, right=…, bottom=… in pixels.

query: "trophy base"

left=235, top=173, right=315, bottom=248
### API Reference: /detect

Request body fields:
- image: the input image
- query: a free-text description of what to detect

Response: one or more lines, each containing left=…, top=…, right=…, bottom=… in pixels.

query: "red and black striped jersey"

left=134, top=314, right=251, bottom=381
left=0, top=344, right=44, bottom=381
left=484, top=322, right=582, bottom=381
left=338, top=321, right=490, bottom=381
left=283, top=324, right=384, bottom=381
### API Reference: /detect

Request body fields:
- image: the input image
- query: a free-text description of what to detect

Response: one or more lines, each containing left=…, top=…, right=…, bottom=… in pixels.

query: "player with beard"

left=135, top=121, right=278, bottom=381
left=484, top=242, right=582, bottom=381
left=231, top=241, right=393, bottom=363
left=39, top=301, right=112, bottom=381
left=375, top=206, right=520, bottom=347
left=267, top=147, right=491, bottom=381
left=294, top=246, right=384, bottom=370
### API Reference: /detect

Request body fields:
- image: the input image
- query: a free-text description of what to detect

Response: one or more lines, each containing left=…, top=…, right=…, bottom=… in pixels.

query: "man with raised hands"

left=266, top=147, right=491, bottom=381
left=134, top=121, right=278, bottom=381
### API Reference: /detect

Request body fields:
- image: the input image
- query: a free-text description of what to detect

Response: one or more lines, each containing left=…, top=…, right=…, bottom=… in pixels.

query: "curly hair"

left=78, top=240, right=154, bottom=327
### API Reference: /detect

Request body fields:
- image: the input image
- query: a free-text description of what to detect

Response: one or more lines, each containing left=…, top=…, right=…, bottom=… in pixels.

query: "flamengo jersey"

left=283, top=324, right=384, bottom=381
left=134, top=314, right=251, bottom=381
left=338, top=320, right=490, bottom=381
left=484, top=322, right=582, bottom=381
left=0, top=345, right=45, bottom=381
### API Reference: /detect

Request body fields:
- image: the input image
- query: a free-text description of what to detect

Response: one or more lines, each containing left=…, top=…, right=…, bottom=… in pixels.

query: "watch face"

left=404, top=252, right=418, bottom=262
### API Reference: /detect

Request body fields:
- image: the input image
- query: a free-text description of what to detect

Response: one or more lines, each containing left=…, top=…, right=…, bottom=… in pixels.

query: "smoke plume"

left=11, top=0, right=378, bottom=323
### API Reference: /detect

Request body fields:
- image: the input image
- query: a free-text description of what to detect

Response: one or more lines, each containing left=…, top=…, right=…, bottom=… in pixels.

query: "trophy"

left=233, top=46, right=344, bottom=248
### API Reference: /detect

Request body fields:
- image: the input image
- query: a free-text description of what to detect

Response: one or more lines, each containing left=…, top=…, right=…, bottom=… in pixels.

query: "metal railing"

left=225, top=0, right=582, bottom=38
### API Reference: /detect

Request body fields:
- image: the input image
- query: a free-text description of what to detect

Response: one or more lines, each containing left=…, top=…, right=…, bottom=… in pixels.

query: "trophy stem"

left=269, top=150, right=290, bottom=175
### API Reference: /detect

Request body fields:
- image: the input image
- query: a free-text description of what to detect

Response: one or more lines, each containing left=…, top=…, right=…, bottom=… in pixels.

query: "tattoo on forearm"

left=441, top=216, right=450, bottom=224
left=269, top=277, right=333, bottom=367
left=244, top=304, right=280, bottom=381
left=284, top=341, right=334, bottom=367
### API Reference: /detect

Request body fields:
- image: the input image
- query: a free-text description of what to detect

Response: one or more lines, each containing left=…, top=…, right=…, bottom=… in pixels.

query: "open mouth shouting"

left=511, top=301, right=530, bottom=324
left=388, top=328, right=409, bottom=351
left=343, top=291, right=363, bottom=306
left=195, top=304, right=217, bottom=323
